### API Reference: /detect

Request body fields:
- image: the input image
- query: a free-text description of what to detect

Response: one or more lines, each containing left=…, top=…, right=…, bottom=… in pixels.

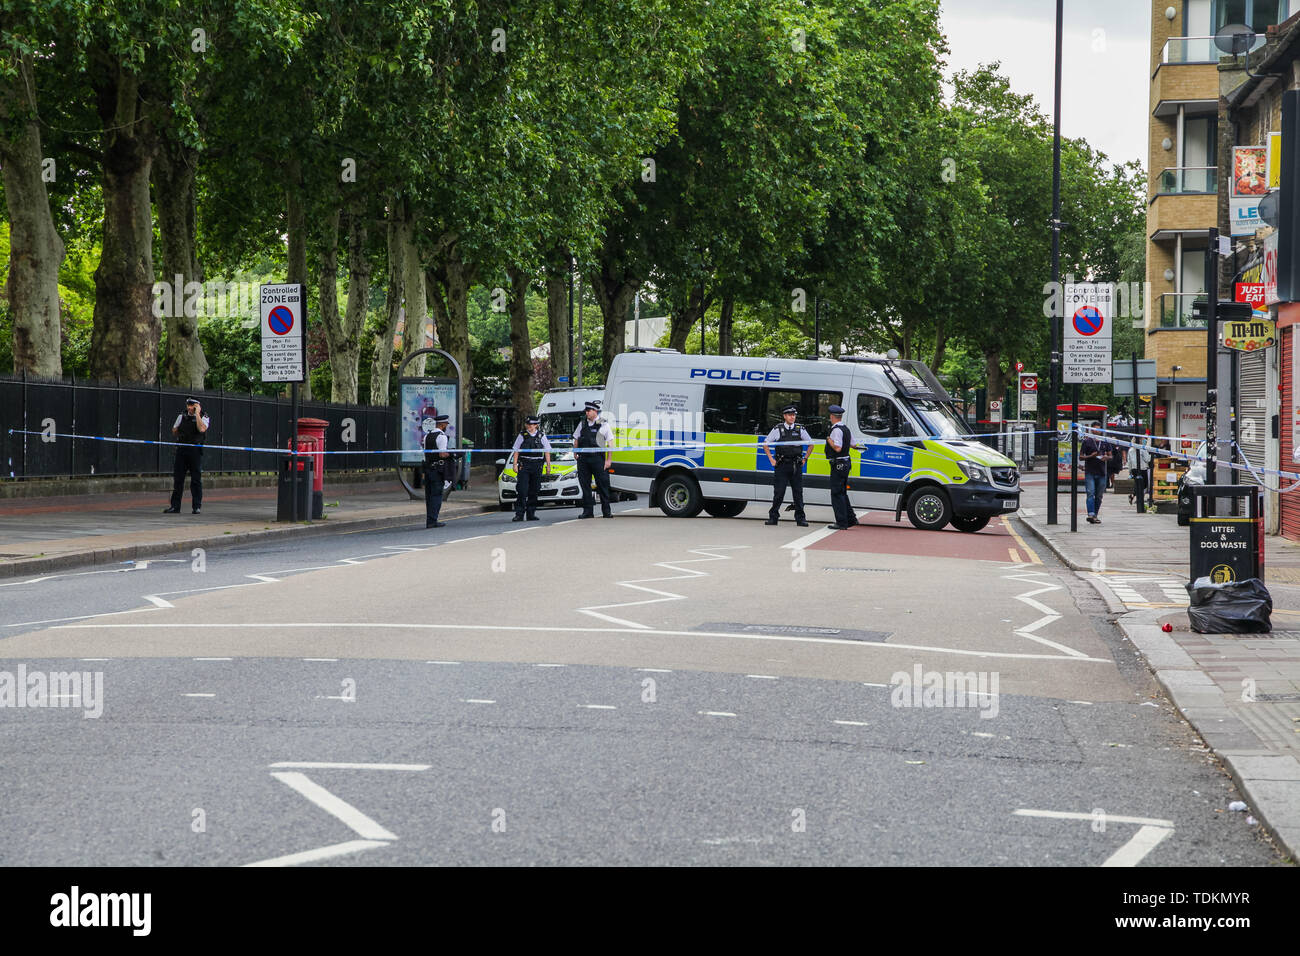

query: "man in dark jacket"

left=164, top=397, right=209, bottom=514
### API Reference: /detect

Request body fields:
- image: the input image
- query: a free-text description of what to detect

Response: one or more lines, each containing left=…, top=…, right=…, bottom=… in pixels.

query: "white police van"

left=496, top=386, right=608, bottom=510
left=603, top=350, right=1020, bottom=531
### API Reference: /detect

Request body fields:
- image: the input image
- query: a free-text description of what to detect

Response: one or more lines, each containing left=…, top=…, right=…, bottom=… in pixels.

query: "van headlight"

left=957, top=461, right=991, bottom=484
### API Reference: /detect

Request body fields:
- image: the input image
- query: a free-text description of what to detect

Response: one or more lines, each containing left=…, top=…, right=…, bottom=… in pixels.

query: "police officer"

left=573, top=400, right=614, bottom=519
left=825, top=404, right=857, bottom=530
left=164, top=397, right=209, bottom=514
left=508, top=415, right=552, bottom=521
left=422, top=413, right=451, bottom=528
left=764, top=404, right=812, bottom=527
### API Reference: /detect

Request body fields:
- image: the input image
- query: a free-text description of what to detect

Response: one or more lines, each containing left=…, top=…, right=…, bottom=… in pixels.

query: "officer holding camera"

left=164, top=397, right=210, bottom=514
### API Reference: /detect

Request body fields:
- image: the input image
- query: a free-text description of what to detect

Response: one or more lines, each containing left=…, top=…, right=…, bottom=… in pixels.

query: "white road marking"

left=746, top=674, right=778, bottom=680
left=270, top=771, right=398, bottom=841
left=534, top=663, right=566, bottom=668
left=426, top=660, right=461, bottom=665
left=581, top=704, right=617, bottom=710
left=303, top=658, right=338, bottom=662
left=269, top=762, right=431, bottom=771
left=781, top=527, right=836, bottom=551
left=971, top=731, right=995, bottom=738
left=1013, top=808, right=1175, bottom=867
left=183, top=693, right=215, bottom=698
left=6, top=606, right=158, bottom=628
left=53, top=621, right=1112, bottom=662
left=462, top=699, right=495, bottom=704
left=1068, top=700, right=1094, bottom=705
left=244, top=839, right=389, bottom=868
left=195, top=657, right=232, bottom=661
left=637, top=668, right=673, bottom=672
left=143, top=595, right=173, bottom=608
left=1013, top=809, right=1174, bottom=826
left=79, top=658, right=110, bottom=661
left=0, top=564, right=149, bottom=588
left=1001, top=569, right=1088, bottom=658
left=700, top=711, right=737, bottom=717
left=833, top=719, right=870, bottom=726
left=578, top=545, right=749, bottom=630
left=862, top=682, right=888, bottom=688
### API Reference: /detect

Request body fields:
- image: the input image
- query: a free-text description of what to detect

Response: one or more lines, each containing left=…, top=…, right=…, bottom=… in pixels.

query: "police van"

left=603, top=350, right=1020, bottom=531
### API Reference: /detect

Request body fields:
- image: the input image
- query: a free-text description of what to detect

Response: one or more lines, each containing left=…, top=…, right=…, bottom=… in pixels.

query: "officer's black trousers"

left=170, top=445, right=203, bottom=510
left=769, top=459, right=805, bottom=521
left=515, top=466, right=542, bottom=517
left=424, top=464, right=444, bottom=525
left=576, top=455, right=612, bottom=516
left=830, top=457, right=853, bottom=527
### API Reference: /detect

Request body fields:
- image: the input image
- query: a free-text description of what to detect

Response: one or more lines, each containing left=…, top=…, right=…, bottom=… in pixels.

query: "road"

left=0, top=497, right=1284, bottom=865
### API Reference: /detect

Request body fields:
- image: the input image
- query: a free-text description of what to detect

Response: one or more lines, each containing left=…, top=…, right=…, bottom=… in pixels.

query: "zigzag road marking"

left=578, top=545, right=749, bottom=630
left=1001, top=568, right=1090, bottom=659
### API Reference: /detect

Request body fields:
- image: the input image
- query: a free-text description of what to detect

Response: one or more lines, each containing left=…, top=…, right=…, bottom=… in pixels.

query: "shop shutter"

left=1237, top=349, right=1267, bottom=485
left=1281, top=327, right=1300, bottom=540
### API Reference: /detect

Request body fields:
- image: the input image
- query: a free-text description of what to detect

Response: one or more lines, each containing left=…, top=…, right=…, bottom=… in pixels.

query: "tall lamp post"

left=1047, top=0, right=1065, bottom=525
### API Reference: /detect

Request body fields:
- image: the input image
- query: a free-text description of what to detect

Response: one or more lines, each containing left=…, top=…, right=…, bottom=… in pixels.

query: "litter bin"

left=296, top=417, right=329, bottom=519
left=277, top=454, right=314, bottom=521
left=1188, top=484, right=1263, bottom=584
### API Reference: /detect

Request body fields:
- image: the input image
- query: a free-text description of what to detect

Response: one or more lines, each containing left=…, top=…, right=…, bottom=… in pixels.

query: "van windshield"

left=540, top=412, right=583, bottom=443
left=906, top=400, right=971, bottom=439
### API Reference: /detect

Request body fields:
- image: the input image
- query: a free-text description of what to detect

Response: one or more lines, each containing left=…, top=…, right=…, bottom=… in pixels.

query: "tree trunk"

left=984, top=349, right=1007, bottom=408
left=89, top=66, right=158, bottom=384
left=369, top=199, right=404, bottom=406
left=0, top=54, right=63, bottom=379
left=545, top=259, right=570, bottom=385
left=285, top=157, right=311, bottom=398
left=588, top=265, right=640, bottom=383
left=153, top=138, right=208, bottom=389
left=317, top=202, right=370, bottom=404
left=507, top=268, right=535, bottom=417
left=401, top=211, right=429, bottom=376
left=426, top=240, right=475, bottom=412
left=931, top=314, right=949, bottom=376
left=668, top=283, right=711, bottom=352
left=717, top=297, right=735, bottom=356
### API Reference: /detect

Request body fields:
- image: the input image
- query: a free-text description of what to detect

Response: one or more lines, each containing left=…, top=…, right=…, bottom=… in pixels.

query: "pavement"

left=1015, top=466, right=1300, bottom=862
left=0, top=466, right=503, bottom=579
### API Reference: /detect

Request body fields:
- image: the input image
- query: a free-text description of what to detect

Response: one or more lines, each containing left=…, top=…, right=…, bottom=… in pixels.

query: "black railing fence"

left=0, top=375, right=398, bottom=479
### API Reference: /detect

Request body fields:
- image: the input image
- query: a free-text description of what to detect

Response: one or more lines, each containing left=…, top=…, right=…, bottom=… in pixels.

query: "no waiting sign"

left=1063, top=283, right=1113, bottom=384
left=261, top=283, right=306, bottom=383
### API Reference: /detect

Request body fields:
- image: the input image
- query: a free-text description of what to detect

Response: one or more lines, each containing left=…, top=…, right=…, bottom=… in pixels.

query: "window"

left=703, top=385, right=763, bottom=434
left=1214, top=0, right=1287, bottom=30
left=762, top=389, right=843, bottom=439
left=857, top=394, right=909, bottom=438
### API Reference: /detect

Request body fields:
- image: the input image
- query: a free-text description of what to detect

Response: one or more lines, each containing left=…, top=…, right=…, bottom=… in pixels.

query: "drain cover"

left=700, top=622, right=891, bottom=642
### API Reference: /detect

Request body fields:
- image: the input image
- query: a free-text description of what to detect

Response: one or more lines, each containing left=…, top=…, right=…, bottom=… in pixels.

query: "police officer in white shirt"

left=422, top=413, right=451, bottom=528
left=825, top=404, right=858, bottom=530
left=764, top=404, right=812, bottom=527
left=164, top=396, right=210, bottom=514
left=509, top=415, right=552, bottom=521
left=573, top=400, right=615, bottom=518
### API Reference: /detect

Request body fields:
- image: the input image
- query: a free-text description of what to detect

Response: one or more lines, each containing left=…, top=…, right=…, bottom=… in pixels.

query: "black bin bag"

left=1186, top=577, right=1273, bottom=634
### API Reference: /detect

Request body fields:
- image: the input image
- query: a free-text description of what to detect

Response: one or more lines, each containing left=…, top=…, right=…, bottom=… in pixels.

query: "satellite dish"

left=1214, top=23, right=1257, bottom=56
left=1259, top=190, right=1280, bottom=228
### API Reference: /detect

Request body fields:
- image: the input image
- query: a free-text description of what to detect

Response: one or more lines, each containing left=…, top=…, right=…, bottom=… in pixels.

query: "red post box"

left=293, top=417, right=329, bottom=519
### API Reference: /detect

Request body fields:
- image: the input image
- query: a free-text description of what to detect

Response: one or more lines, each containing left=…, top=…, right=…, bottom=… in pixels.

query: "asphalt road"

left=0, top=499, right=1285, bottom=865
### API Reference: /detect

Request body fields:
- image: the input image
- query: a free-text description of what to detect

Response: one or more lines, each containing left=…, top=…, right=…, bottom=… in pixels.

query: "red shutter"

left=1282, top=327, right=1300, bottom=540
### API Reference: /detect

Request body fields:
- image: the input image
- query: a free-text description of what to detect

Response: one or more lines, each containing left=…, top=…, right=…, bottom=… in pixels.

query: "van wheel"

left=703, top=500, right=746, bottom=518
left=906, top=486, right=951, bottom=531
left=949, top=514, right=989, bottom=533
left=658, top=474, right=703, bottom=518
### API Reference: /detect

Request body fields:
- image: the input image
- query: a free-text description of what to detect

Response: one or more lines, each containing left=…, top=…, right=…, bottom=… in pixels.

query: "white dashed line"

left=426, top=660, right=461, bottom=665
left=862, top=682, right=888, bottom=688
left=462, top=699, right=496, bottom=704
left=183, top=693, right=215, bottom=698
left=833, top=719, right=870, bottom=727
left=302, top=658, right=338, bottom=662
left=746, top=674, right=778, bottom=680
left=269, top=763, right=430, bottom=771
left=699, top=711, right=737, bottom=718
left=194, top=657, right=232, bottom=661
left=581, top=704, right=617, bottom=710
left=637, top=668, right=673, bottom=673
left=1068, top=700, right=1094, bottom=706
left=534, top=663, right=566, bottom=668
left=79, top=658, right=110, bottom=662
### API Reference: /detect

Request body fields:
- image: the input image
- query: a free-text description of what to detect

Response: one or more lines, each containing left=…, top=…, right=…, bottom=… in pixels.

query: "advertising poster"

left=1231, top=146, right=1268, bottom=236
left=398, top=378, right=458, bottom=464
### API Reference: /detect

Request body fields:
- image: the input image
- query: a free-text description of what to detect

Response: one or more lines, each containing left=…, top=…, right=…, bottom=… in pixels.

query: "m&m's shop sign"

left=1222, top=317, right=1276, bottom=352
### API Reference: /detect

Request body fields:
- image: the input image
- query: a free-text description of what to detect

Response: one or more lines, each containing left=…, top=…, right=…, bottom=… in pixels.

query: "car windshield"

left=906, top=400, right=971, bottom=439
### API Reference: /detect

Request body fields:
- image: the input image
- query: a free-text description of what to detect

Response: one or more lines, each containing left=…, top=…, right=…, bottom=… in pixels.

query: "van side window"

left=858, top=394, right=907, bottom=437
left=703, top=385, right=763, bottom=434
left=763, top=390, right=843, bottom=439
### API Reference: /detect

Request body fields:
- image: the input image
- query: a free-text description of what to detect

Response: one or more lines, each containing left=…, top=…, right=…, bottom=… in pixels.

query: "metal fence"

left=0, top=375, right=399, bottom=479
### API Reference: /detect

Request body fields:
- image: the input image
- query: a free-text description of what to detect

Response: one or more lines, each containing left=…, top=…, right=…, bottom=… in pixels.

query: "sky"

left=939, top=0, right=1149, bottom=167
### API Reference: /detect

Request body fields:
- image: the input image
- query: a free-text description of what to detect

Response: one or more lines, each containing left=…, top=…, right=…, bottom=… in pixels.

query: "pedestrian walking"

left=573, top=400, right=614, bottom=519
left=824, top=404, right=856, bottom=530
left=508, top=415, right=551, bottom=521
left=1080, top=430, right=1110, bottom=523
left=1127, top=433, right=1153, bottom=513
left=164, top=396, right=209, bottom=514
left=422, top=413, right=451, bottom=528
left=764, top=404, right=812, bottom=527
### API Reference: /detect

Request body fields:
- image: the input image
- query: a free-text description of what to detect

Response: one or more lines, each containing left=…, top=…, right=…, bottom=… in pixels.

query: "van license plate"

left=1001, top=500, right=1018, bottom=510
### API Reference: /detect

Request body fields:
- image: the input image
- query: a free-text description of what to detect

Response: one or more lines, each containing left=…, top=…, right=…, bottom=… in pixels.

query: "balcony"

left=1160, top=35, right=1263, bottom=64
left=1158, top=166, right=1217, bottom=194
left=1159, top=293, right=1209, bottom=328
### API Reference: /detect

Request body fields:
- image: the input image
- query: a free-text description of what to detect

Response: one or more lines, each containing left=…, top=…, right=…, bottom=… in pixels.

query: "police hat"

left=781, top=404, right=798, bottom=416
left=828, top=404, right=845, bottom=415
left=185, top=396, right=199, bottom=405
left=434, top=413, right=450, bottom=424
left=584, top=401, right=600, bottom=412
left=525, top=415, right=540, bottom=425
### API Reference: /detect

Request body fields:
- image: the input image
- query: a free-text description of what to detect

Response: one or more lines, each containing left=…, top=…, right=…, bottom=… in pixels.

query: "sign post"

left=1063, top=283, right=1114, bottom=532
left=261, top=283, right=307, bottom=522
left=1018, top=373, right=1038, bottom=420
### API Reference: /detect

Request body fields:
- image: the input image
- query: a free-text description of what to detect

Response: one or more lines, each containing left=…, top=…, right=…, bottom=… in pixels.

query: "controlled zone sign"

left=1063, top=283, right=1113, bottom=384
left=261, top=283, right=306, bottom=383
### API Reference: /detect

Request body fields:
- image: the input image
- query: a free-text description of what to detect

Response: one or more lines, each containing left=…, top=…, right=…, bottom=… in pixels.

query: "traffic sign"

left=261, top=283, right=306, bottom=383
left=1112, top=359, right=1157, bottom=395
left=989, top=399, right=1003, bottom=424
left=1020, top=375, right=1038, bottom=392
left=1015, top=361, right=1024, bottom=372
left=1063, top=283, right=1113, bottom=384
left=1018, top=373, right=1038, bottom=415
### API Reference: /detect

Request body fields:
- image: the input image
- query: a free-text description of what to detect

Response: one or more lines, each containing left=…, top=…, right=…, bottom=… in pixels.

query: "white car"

left=496, top=447, right=585, bottom=510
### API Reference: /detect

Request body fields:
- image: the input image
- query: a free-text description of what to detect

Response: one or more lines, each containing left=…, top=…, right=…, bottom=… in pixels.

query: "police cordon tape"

left=1074, top=423, right=1300, bottom=494
left=5, top=426, right=1060, bottom=458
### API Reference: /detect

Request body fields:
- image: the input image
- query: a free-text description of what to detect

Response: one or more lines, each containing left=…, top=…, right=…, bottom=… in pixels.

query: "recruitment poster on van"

left=1063, top=283, right=1113, bottom=384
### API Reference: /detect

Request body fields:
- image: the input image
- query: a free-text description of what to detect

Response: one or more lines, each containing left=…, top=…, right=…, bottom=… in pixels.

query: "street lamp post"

left=1047, top=0, right=1064, bottom=526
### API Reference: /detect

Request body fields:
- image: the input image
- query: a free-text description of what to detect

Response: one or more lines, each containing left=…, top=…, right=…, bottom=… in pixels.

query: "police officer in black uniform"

left=825, top=404, right=857, bottom=530
left=508, top=415, right=552, bottom=521
left=764, top=404, right=812, bottom=527
left=422, top=413, right=451, bottom=528
left=164, top=397, right=209, bottom=514
left=573, top=400, right=614, bottom=519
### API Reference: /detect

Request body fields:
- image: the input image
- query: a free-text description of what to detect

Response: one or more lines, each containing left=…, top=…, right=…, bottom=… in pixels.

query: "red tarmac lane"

left=809, top=510, right=1034, bottom=563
